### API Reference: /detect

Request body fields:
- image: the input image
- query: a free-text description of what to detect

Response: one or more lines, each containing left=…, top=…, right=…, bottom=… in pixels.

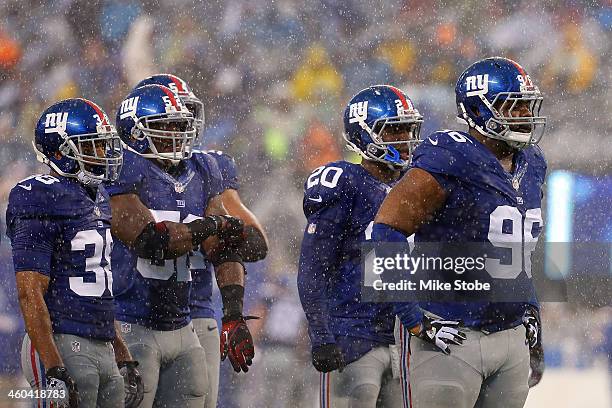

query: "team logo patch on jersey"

left=465, top=74, right=489, bottom=97
left=71, top=341, right=80, bottom=353
left=120, top=322, right=132, bottom=333
left=348, top=101, right=368, bottom=124
left=307, top=223, right=317, bottom=234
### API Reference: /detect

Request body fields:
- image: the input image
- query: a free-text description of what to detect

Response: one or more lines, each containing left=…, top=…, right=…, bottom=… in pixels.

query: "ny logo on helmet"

left=44, top=112, right=68, bottom=135
left=465, top=74, right=489, bottom=97
left=348, top=101, right=368, bottom=123
left=119, top=97, right=140, bottom=120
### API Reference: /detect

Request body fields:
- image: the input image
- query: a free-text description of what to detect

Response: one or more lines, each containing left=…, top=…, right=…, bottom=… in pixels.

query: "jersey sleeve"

left=210, top=151, right=239, bottom=191
left=104, top=151, right=145, bottom=196
left=411, top=131, right=473, bottom=193
left=6, top=192, right=61, bottom=275
left=298, top=164, right=354, bottom=347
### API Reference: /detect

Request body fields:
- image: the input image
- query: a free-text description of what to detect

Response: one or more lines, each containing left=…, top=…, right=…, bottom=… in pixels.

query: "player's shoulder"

left=303, top=161, right=360, bottom=209
left=412, top=130, right=482, bottom=178
left=7, top=174, right=79, bottom=218
left=117, top=148, right=149, bottom=177
left=202, top=149, right=236, bottom=170
left=523, top=144, right=547, bottom=170
left=522, top=144, right=547, bottom=181
left=190, top=150, right=221, bottom=175
left=417, top=129, right=479, bottom=154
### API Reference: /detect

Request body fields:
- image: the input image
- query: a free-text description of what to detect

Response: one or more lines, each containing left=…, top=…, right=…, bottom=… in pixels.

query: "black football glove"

left=118, top=360, right=144, bottom=408
left=416, top=316, right=466, bottom=355
left=311, top=343, right=345, bottom=373
left=221, top=314, right=258, bottom=373
left=46, top=366, right=79, bottom=407
left=522, top=306, right=544, bottom=387
left=217, top=215, right=245, bottom=246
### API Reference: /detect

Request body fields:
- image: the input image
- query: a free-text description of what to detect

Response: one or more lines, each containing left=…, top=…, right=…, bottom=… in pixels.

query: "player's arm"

left=204, top=194, right=256, bottom=373
left=110, top=193, right=225, bottom=261
left=112, top=321, right=134, bottom=363
left=15, top=271, right=63, bottom=368
left=373, top=168, right=466, bottom=352
left=373, top=167, right=446, bottom=333
left=220, top=188, right=268, bottom=262
left=297, top=207, right=346, bottom=372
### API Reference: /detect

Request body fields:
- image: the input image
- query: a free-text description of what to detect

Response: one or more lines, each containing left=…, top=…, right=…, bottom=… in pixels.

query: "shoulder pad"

left=190, top=151, right=224, bottom=197
left=7, top=175, right=83, bottom=219
left=104, top=149, right=147, bottom=196
left=303, top=161, right=357, bottom=216
left=523, top=145, right=547, bottom=182
left=203, top=150, right=239, bottom=191
left=412, top=130, right=481, bottom=180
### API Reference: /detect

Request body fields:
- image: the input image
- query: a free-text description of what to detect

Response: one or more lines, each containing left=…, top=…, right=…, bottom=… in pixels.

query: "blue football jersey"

left=410, top=129, right=546, bottom=331
left=106, top=150, right=224, bottom=331
left=298, top=161, right=398, bottom=363
left=6, top=174, right=115, bottom=340
left=190, top=150, right=239, bottom=320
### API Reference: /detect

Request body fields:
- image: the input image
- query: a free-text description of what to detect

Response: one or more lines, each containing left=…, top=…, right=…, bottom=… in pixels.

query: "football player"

left=108, top=84, right=255, bottom=408
left=6, top=98, right=143, bottom=407
left=373, top=57, right=547, bottom=407
left=298, top=85, right=423, bottom=407
left=132, top=74, right=268, bottom=408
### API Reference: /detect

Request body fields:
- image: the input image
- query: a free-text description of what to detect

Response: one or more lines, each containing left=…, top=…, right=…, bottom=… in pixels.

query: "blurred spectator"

left=543, top=23, right=598, bottom=94
left=291, top=44, right=343, bottom=103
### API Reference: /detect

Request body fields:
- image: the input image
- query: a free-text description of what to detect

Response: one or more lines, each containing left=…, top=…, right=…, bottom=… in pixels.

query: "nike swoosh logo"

left=207, top=325, right=217, bottom=331
left=309, top=196, right=323, bottom=203
left=428, top=137, right=438, bottom=146
left=18, top=184, right=32, bottom=191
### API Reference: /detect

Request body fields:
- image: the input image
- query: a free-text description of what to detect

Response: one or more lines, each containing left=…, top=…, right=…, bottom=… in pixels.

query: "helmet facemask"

left=461, top=90, right=546, bottom=149
left=132, top=111, right=197, bottom=163
left=33, top=125, right=123, bottom=186
left=345, top=112, right=423, bottom=170
left=181, top=95, right=205, bottom=136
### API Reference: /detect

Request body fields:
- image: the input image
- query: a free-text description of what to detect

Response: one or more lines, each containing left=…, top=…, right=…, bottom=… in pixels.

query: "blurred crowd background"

left=0, top=0, right=610, bottom=406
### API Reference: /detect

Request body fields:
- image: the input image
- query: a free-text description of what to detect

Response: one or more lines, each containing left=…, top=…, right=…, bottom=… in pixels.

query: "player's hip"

left=21, top=333, right=119, bottom=384
left=117, top=320, right=202, bottom=362
left=405, top=324, right=528, bottom=376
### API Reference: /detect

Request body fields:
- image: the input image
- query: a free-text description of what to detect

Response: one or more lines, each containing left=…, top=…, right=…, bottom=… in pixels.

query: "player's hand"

left=522, top=306, right=544, bottom=387
left=522, top=306, right=541, bottom=349
left=46, top=366, right=79, bottom=407
left=528, top=342, right=545, bottom=387
left=118, top=360, right=144, bottom=408
left=311, top=343, right=345, bottom=373
left=417, top=316, right=466, bottom=355
left=220, top=314, right=258, bottom=373
left=217, top=215, right=245, bottom=246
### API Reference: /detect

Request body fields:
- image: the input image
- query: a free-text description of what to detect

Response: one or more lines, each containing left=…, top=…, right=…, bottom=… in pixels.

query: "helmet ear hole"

left=470, top=105, right=480, bottom=117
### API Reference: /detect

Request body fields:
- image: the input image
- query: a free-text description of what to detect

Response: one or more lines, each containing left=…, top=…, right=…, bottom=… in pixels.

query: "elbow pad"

left=132, top=222, right=170, bottom=265
left=239, top=226, right=268, bottom=262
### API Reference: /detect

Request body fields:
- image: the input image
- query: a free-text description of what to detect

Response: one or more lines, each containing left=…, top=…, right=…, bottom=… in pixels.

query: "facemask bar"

left=182, top=96, right=205, bottom=135
left=133, top=112, right=197, bottom=162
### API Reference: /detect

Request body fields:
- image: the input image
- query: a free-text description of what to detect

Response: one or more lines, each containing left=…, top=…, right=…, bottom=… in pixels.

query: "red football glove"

left=220, top=315, right=259, bottom=373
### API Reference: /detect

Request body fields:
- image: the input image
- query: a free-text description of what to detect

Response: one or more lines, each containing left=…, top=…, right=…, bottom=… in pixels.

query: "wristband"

left=220, top=284, right=244, bottom=319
